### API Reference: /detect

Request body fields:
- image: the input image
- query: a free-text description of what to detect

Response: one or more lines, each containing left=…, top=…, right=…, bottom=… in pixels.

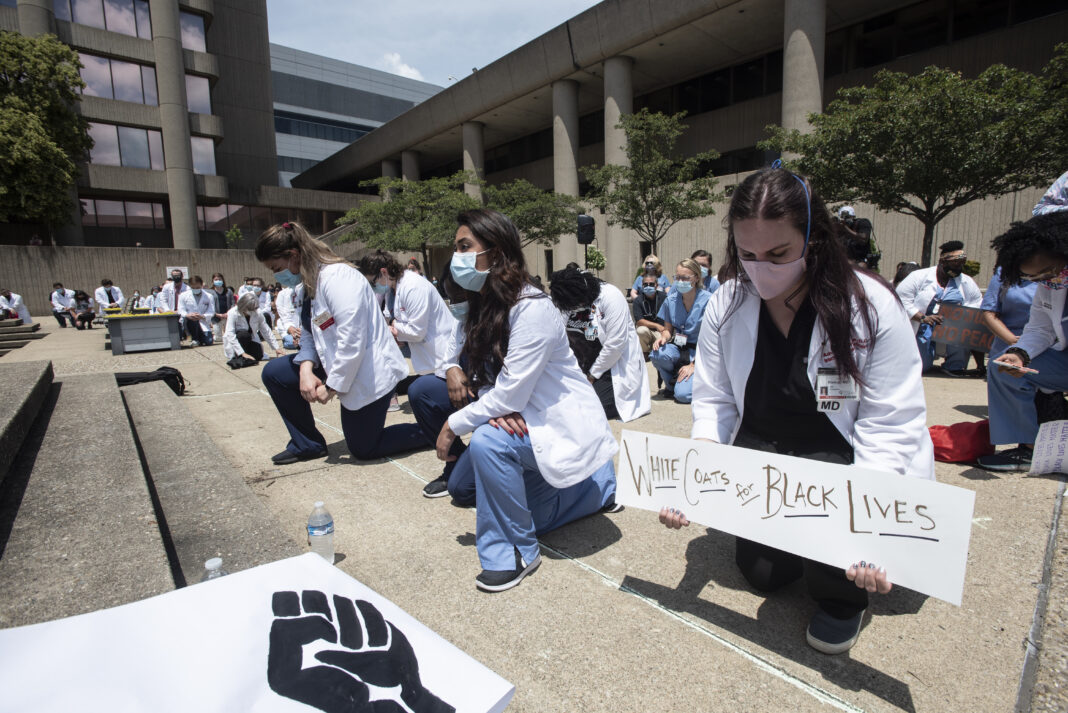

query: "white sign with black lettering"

left=0, top=554, right=514, bottom=713
left=1030, top=419, right=1068, bottom=475
left=616, top=430, right=975, bottom=605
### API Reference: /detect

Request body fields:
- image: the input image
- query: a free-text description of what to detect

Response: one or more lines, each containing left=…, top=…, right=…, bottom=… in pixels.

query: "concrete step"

left=0, top=350, right=10, bottom=358
left=0, top=332, right=45, bottom=342
left=0, top=340, right=30, bottom=349
left=0, top=375, right=174, bottom=629
left=0, top=361, right=53, bottom=485
left=122, top=381, right=300, bottom=585
left=0, top=323, right=40, bottom=334
left=0, top=319, right=23, bottom=327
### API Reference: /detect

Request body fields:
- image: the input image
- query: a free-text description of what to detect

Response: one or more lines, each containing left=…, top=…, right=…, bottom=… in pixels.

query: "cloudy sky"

left=265, top=0, right=603, bottom=88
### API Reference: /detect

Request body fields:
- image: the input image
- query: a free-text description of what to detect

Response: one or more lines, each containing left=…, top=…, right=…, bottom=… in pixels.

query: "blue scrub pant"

left=918, top=334, right=968, bottom=372
left=469, top=423, right=616, bottom=570
left=988, top=347, right=1068, bottom=445
left=650, top=344, right=693, bottom=403
left=407, top=375, right=473, bottom=504
left=261, top=355, right=429, bottom=460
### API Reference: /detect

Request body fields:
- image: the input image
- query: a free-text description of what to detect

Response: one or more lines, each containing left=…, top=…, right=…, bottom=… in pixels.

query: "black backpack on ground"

left=114, top=366, right=187, bottom=396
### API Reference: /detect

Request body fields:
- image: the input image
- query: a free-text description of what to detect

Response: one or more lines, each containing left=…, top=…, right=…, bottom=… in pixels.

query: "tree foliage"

left=762, top=44, right=1068, bottom=266
left=582, top=108, right=723, bottom=254
left=482, top=178, right=582, bottom=247
left=584, top=245, right=606, bottom=272
left=336, top=171, right=480, bottom=273
left=0, top=31, right=90, bottom=228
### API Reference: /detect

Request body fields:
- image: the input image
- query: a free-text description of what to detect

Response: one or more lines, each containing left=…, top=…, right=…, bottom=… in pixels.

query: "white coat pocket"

left=525, top=391, right=618, bottom=489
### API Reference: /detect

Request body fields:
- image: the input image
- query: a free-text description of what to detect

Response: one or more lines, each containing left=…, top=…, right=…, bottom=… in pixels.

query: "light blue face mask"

left=191, top=288, right=202, bottom=297
left=213, top=280, right=223, bottom=287
left=699, top=265, right=709, bottom=279
left=451, top=250, right=490, bottom=291
left=252, top=286, right=262, bottom=295
left=274, top=269, right=301, bottom=288
left=674, top=280, right=694, bottom=295
left=373, top=282, right=391, bottom=295
left=449, top=301, right=470, bottom=320
left=642, top=285, right=656, bottom=296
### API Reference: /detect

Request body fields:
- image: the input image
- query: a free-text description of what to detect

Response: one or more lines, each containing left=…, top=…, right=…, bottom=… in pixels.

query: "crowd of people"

left=13, top=165, right=1066, bottom=657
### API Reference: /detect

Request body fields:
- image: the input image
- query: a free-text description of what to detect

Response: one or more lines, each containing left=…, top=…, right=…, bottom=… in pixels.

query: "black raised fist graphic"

left=267, top=590, right=455, bottom=713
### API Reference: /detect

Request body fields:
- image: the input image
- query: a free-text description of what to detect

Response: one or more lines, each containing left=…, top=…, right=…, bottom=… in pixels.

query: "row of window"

left=79, top=52, right=213, bottom=113
left=51, top=0, right=207, bottom=52
left=277, top=156, right=320, bottom=174
left=195, top=204, right=344, bottom=235
left=633, top=50, right=784, bottom=118
left=81, top=198, right=166, bottom=229
left=274, top=112, right=374, bottom=144
left=87, top=122, right=216, bottom=175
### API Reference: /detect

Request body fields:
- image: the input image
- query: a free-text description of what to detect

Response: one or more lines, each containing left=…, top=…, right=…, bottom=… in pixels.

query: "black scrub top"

left=735, top=297, right=854, bottom=466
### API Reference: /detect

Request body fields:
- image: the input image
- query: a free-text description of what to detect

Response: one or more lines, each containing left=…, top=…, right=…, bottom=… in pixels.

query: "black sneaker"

left=271, top=448, right=327, bottom=465
left=422, top=474, right=450, bottom=499
left=940, top=367, right=967, bottom=378
left=601, top=500, right=624, bottom=514
left=475, top=547, right=541, bottom=592
left=976, top=446, right=1033, bottom=472
left=806, top=609, right=865, bottom=654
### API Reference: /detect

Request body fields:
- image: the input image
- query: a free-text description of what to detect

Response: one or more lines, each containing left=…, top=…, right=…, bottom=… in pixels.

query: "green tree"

left=224, top=225, right=243, bottom=249
left=582, top=108, right=723, bottom=255
left=0, top=31, right=91, bottom=228
left=762, top=45, right=1067, bottom=266
left=483, top=178, right=582, bottom=247
left=584, top=245, right=606, bottom=272
left=336, top=171, right=480, bottom=274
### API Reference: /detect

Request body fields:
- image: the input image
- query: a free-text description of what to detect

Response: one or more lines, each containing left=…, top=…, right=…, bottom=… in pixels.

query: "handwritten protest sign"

left=931, top=304, right=995, bottom=352
left=1030, top=420, right=1068, bottom=475
left=0, top=554, right=514, bottom=713
left=616, top=430, right=975, bottom=605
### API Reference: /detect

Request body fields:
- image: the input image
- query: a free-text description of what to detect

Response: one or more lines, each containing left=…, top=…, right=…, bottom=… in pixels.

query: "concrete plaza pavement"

left=2, top=319, right=1066, bottom=712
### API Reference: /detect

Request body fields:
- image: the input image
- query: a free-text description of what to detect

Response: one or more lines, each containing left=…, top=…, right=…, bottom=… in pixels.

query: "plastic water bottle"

left=307, top=501, right=335, bottom=564
left=201, top=557, right=228, bottom=582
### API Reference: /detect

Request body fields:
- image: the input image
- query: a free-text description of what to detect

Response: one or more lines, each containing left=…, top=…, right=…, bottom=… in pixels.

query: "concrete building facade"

left=294, top=0, right=1067, bottom=289
left=0, top=0, right=422, bottom=249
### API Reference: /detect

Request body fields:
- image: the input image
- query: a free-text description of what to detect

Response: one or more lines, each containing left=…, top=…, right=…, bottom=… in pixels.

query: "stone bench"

left=0, top=361, right=54, bottom=485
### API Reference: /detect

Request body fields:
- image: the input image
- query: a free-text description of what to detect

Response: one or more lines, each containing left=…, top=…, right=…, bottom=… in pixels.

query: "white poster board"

left=0, top=554, right=514, bottom=713
left=165, top=266, right=189, bottom=279
left=1030, top=420, right=1068, bottom=475
left=616, top=430, right=975, bottom=605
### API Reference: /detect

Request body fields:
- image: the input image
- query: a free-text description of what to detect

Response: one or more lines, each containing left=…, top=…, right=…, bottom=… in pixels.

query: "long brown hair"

left=721, top=167, right=891, bottom=384
left=255, top=222, right=346, bottom=298
left=458, top=209, right=545, bottom=389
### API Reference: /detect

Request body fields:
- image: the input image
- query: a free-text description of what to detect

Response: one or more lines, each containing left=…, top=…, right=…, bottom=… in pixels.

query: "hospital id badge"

left=672, top=334, right=688, bottom=348
left=816, top=368, right=858, bottom=401
left=584, top=323, right=598, bottom=341
left=313, top=310, right=335, bottom=330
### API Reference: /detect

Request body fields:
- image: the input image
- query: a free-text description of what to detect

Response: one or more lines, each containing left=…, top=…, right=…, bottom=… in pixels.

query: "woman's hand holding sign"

left=847, top=561, right=892, bottom=594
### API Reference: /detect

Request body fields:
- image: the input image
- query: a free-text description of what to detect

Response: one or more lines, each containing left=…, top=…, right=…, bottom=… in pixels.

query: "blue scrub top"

left=657, top=287, right=711, bottom=343
left=703, top=274, right=721, bottom=293
left=631, top=274, right=670, bottom=292
left=981, top=267, right=1037, bottom=335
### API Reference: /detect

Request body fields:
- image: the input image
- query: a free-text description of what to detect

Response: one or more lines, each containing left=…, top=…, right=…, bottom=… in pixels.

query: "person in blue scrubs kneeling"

left=649, top=258, right=712, bottom=404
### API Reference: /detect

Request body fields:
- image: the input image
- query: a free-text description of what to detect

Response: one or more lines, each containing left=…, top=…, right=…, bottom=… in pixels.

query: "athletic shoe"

left=422, top=474, right=450, bottom=498
left=476, top=547, right=541, bottom=592
left=940, top=367, right=967, bottom=378
left=601, top=500, right=624, bottom=514
left=977, top=446, right=1033, bottom=472
left=806, top=609, right=865, bottom=654
left=387, top=394, right=400, bottom=412
left=271, top=448, right=327, bottom=465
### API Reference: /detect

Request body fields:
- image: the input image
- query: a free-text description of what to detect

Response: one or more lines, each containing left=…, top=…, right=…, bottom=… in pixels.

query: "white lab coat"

left=275, top=286, right=301, bottom=333
left=692, top=274, right=934, bottom=481
left=50, top=288, right=75, bottom=311
left=222, top=307, right=279, bottom=358
left=141, top=294, right=158, bottom=310
left=434, top=310, right=466, bottom=379
left=448, top=285, right=619, bottom=488
left=0, top=292, right=32, bottom=324
left=305, top=262, right=408, bottom=411
left=392, top=272, right=458, bottom=375
left=94, top=285, right=124, bottom=315
left=586, top=283, right=651, bottom=422
left=1015, top=284, right=1068, bottom=360
left=895, top=266, right=982, bottom=333
left=178, top=289, right=215, bottom=333
left=157, top=282, right=189, bottom=313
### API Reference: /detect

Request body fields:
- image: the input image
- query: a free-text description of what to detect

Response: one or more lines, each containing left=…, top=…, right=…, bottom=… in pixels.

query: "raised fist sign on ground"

left=267, top=590, right=455, bottom=713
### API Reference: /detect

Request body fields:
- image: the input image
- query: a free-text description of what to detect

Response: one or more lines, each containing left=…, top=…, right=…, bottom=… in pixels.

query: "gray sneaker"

left=977, top=446, right=1033, bottom=472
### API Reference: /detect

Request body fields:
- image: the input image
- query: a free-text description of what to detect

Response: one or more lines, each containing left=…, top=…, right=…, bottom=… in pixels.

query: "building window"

left=81, top=198, right=167, bottom=229
left=125, top=201, right=154, bottom=229
left=277, top=156, right=320, bottom=174
left=56, top=0, right=152, bottom=38
left=87, top=122, right=163, bottom=169
left=78, top=53, right=158, bottom=105
left=190, top=136, right=216, bottom=175
left=273, top=111, right=373, bottom=143
left=0, top=0, right=16, bottom=7
left=179, top=11, right=206, bottom=52
left=185, top=75, right=212, bottom=114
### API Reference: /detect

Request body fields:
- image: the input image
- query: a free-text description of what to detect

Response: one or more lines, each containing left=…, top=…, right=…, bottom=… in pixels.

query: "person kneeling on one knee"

left=649, top=258, right=711, bottom=404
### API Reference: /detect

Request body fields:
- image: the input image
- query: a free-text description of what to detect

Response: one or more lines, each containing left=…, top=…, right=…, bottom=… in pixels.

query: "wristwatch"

left=1005, top=346, right=1031, bottom=366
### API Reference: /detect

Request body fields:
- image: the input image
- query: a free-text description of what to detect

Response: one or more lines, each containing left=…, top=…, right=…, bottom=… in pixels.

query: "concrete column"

left=381, top=160, right=401, bottom=179
left=401, top=150, right=420, bottom=182
left=781, top=0, right=826, bottom=134
left=552, top=80, right=580, bottom=267
left=16, top=0, right=54, bottom=36
left=150, top=0, right=199, bottom=249
left=462, top=121, right=484, bottom=201
left=603, top=56, right=633, bottom=167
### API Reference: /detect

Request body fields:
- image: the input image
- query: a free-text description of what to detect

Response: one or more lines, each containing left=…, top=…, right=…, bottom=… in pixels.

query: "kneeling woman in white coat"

left=435, top=209, right=619, bottom=592
left=548, top=265, right=650, bottom=422
left=659, top=165, right=933, bottom=655
left=223, top=293, right=282, bottom=362
left=256, top=222, right=430, bottom=466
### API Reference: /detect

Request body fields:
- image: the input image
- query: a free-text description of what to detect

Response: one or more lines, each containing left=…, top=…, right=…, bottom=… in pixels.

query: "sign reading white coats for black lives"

left=617, top=431, right=976, bottom=605
left=0, top=554, right=515, bottom=713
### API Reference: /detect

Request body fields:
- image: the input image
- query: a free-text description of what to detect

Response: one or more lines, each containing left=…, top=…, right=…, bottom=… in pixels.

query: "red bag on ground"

left=929, top=420, right=995, bottom=463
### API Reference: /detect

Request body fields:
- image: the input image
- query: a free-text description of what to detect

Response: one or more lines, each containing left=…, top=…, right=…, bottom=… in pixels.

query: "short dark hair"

left=356, top=250, right=403, bottom=280
left=549, top=266, right=601, bottom=311
left=691, top=249, right=712, bottom=261
left=992, top=212, right=1068, bottom=285
left=101, top=278, right=112, bottom=286
left=939, top=241, right=964, bottom=254
left=53, top=282, right=63, bottom=288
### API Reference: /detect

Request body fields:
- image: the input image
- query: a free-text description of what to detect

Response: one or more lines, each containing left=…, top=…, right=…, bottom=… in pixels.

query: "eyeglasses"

left=1021, top=265, right=1062, bottom=282
left=939, top=255, right=966, bottom=264
left=672, top=275, right=694, bottom=282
